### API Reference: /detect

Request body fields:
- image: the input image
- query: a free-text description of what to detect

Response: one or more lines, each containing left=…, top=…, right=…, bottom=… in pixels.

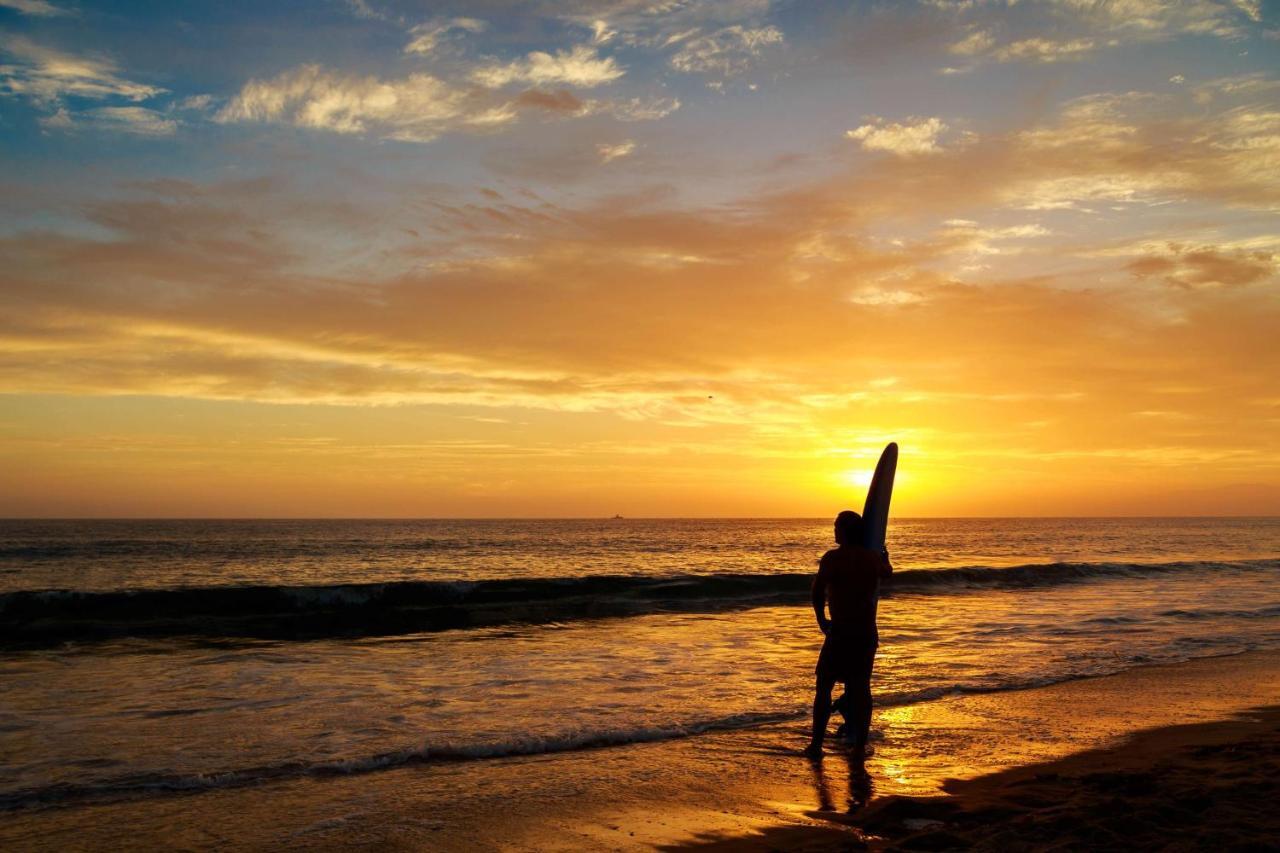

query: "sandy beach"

left=683, top=705, right=1280, bottom=851
left=851, top=705, right=1280, bottom=851
left=4, top=648, right=1279, bottom=851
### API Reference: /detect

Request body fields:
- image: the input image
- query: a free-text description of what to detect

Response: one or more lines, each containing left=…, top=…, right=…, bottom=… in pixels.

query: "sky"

left=1, top=0, right=1279, bottom=517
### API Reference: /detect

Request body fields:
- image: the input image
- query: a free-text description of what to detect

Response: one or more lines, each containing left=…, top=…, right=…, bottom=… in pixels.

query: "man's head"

left=834, top=510, right=862, bottom=545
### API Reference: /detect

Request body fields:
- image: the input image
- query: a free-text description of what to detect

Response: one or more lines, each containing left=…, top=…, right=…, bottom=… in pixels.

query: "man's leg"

left=849, top=646, right=878, bottom=748
left=832, top=689, right=850, bottom=737
left=806, top=675, right=836, bottom=755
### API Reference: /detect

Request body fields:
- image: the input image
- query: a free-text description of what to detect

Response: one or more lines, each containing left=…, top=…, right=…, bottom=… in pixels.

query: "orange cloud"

left=4, top=58, right=1280, bottom=514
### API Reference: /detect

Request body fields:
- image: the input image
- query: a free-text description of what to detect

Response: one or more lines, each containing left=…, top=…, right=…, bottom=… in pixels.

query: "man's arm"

left=878, top=549, right=893, bottom=580
left=811, top=556, right=831, bottom=634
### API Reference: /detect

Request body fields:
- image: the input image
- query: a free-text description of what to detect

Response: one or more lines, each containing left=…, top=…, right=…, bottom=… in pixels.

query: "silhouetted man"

left=804, top=510, right=892, bottom=758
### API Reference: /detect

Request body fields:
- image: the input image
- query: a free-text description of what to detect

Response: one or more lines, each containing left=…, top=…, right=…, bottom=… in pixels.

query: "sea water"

left=1, top=518, right=1278, bottom=809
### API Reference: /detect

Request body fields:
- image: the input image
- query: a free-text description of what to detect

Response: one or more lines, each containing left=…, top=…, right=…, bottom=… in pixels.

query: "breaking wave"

left=2, top=558, right=1275, bottom=645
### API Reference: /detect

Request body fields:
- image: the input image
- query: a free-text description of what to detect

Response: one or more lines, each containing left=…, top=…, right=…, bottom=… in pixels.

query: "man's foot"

left=802, top=741, right=824, bottom=759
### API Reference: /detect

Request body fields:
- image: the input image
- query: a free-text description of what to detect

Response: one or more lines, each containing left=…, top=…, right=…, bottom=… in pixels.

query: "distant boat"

left=612, top=514, right=624, bottom=519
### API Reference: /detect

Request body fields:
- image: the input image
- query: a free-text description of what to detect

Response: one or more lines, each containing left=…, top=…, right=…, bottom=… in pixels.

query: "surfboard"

left=859, top=442, right=897, bottom=554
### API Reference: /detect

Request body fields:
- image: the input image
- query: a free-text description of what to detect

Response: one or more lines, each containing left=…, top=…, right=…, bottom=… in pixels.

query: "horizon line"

left=3, top=515, right=1279, bottom=522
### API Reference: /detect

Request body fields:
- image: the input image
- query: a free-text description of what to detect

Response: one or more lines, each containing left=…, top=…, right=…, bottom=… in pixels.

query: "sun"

left=841, top=469, right=874, bottom=490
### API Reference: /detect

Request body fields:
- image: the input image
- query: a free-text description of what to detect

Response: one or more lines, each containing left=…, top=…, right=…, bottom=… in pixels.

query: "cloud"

left=342, top=0, right=385, bottom=20
left=0, top=0, right=70, bottom=16
left=0, top=36, right=163, bottom=105
left=938, top=0, right=1265, bottom=71
left=991, top=36, right=1101, bottom=63
left=1046, top=0, right=1257, bottom=39
left=513, top=88, right=587, bottom=115
left=668, top=25, right=783, bottom=75
left=590, top=19, right=617, bottom=44
left=1232, top=0, right=1262, bottom=21
left=1191, top=72, right=1280, bottom=103
left=175, top=93, right=215, bottom=111
left=5, top=174, right=1277, bottom=498
left=217, top=65, right=488, bottom=142
left=597, top=140, right=635, bottom=162
left=556, top=0, right=776, bottom=44
left=1126, top=245, right=1276, bottom=288
left=846, top=117, right=950, bottom=156
left=846, top=287, right=925, bottom=306
left=1017, top=93, right=1154, bottom=152
left=5, top=122, right=1280, bottom=516
left=218, top=55, right=675, bottom=142
left=949, top=28, right=995, bottom=55
left=589, top=94, right=681, bottom=121
left=43, top=105, right=178, bottom=135
left=471, top=45, right=624, bottom=89
left=404, top=18, right=486, bottom=55
left=936, top=220, right=1052, bottom=256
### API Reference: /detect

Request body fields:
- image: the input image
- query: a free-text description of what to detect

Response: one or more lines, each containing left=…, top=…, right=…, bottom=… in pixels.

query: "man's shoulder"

left=825, top=545, right=883, bottom=568
left=821, top=546, right=859, bottom=564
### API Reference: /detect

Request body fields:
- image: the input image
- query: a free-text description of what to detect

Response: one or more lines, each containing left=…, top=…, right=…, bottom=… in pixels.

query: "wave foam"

left=7, top=642, right=1276, bottom=812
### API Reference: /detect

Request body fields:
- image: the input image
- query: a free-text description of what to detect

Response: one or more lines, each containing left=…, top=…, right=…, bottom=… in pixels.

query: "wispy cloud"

left=597, top=139, right=635, bottom=162
left=404, top=18, right=486, bottom=55
left=936, top=220, right=1052, bottom=257
left=1046, top=0, right=1258, bottom=39
left=991, top=36, right=1102, bottom=63
left=589, top=95, right=681, bottom=121
left=948, top=28, right=995, bottom=56
left=0, top=36, right=163, bottom=104
left=590, top=19, right=616, bottom=45
left=471, top=45, right=624, bottom=89
left=668, top=25, right=783, bottom=76
left=1126, top=244, right=1276, bottom=289
left=939, top=0, right=1266, bottom=71
left=217, top=65, right=485, bottom=142
left=216, top=52, right=671, bottom=143
left=0, top=0, right=70, bottom=17
left=42, top=105, right=178, bottom=135
left=342, top=0, right=385, bottom=21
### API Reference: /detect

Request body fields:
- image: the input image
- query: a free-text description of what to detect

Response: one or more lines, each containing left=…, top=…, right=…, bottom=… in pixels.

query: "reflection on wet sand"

left=805, top=748, right=873, bottom=817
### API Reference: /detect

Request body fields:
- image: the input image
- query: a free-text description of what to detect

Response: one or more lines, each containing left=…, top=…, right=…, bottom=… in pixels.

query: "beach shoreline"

left=4, top=648, right=1280, bottom=851
left=684, top=704, right=1280, bottom=851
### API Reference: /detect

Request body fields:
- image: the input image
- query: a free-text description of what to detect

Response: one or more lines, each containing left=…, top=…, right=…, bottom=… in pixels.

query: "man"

left=804, top=510, right=893, bottom=758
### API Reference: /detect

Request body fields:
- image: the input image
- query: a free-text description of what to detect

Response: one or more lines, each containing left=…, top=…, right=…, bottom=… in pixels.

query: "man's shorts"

left=816, top=623, right=878, bottom=684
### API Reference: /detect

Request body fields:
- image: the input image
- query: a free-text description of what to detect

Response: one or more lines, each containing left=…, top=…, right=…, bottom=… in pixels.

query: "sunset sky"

left=2, top=0, right=1279, bottom=517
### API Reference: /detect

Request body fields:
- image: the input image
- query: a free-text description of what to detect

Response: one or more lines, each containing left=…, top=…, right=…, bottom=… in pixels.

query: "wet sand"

left=860, top=706, right=1280, bottom=851
left=680, top=706, right=1280, bottom=851
left=4, top=649, right=1280, bottom=851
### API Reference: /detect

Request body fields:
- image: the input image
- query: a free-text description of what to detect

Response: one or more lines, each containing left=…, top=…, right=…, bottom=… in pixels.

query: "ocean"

left=2, top=517, right=1278, bottom=812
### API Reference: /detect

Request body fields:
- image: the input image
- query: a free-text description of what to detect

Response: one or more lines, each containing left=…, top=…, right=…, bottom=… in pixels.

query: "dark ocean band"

left=2, top=558, right=1276, bottom=646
